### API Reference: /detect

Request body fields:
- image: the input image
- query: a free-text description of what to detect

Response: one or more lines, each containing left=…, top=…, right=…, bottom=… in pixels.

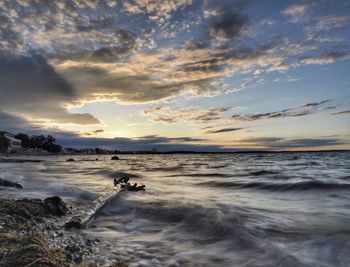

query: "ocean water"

left=1, top=152, right=350, bottom=266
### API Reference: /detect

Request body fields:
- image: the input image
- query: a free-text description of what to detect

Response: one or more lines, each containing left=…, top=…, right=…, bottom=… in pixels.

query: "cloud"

left=0, top=0, right=349, bottom=132
left=123, top=0, right=193, bottom=24
left=0, top=111, right=228, bottom=152
left=204, top=127, right=243, bottom=134
left=238, top=136, right=346, bottom=149
left=208, top=8, right=248, bottom=40
left=49, top=36, right=318, bottom=106
left=0, top=111, right=34, bottom=134
left=0, top=55, right=100, bottom=125
left=0, top=1, right=140, bottom=58
left=58, top=135, right=230, bottom=152
left=300, top=51, right=349, bottom=65
left=332, top=110, right=350, bottom=115
left=93, top=129, right=105, bottom=133
left=231, top=100, right=333, bottom=121
left=315, top=15, right=350, bottom=31
left=143, top=100, right=335, bottom=127
left=143, top=106, right=230, bottom=124
left=281, top=4, right=310, bottom=23
left=0, top=111, right=79, bottom=139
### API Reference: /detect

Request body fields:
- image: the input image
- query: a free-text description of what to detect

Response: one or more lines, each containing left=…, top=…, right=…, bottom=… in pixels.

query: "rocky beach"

left=0, top=158, right=128, bottom=267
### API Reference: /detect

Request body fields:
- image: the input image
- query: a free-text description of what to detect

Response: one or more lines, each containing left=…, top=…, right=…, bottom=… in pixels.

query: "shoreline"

left=0, top=149, right=349, bottom=157
left=0, top=179, right=127, bottom=267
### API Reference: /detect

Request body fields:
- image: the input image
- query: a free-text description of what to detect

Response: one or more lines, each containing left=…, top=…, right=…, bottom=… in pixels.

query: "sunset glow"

left=1, top=0, right=349, bottom=151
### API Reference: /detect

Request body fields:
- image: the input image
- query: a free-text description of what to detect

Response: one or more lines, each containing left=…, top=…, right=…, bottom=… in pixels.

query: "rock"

left=111, top=156, right=120, bottom=160
left=44, top=196, right=69, bottom=216
left=0, top=178, right=23, bottom=189
left=66, top=158, right=75, bottom=162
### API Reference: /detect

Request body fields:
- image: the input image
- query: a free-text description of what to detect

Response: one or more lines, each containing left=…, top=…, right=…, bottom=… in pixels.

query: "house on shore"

left=0, top=132, right=22, bottom=152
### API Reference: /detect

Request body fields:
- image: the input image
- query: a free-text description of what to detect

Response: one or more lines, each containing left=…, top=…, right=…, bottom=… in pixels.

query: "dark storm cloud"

left=204, top=127, right=243, bottom=134
left=208, top=8, right=248, bottom=40
left=0, top=112, right=34, bottom=134
left=0, top=55, right=100, bottom=124
left=240, top=136, right=346, bottom=149
left=231, top=100, right=332, bottom=121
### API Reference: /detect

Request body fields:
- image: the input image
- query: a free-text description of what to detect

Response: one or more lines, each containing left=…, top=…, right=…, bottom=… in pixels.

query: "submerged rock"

left=111, top=156, right=120, bottom=160
left=66, top=158, right=75, bottom=162
left=0, top=178, right=23, bottom=189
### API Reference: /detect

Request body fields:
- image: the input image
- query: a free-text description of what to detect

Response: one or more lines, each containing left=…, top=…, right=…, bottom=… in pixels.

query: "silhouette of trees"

left=0, top=136, right=9, bottom=153
left=29, top=135, right=61, bottom=153
left=15, top=133, right=30, bottom=148
left=0, top=132, right=62, bottom=153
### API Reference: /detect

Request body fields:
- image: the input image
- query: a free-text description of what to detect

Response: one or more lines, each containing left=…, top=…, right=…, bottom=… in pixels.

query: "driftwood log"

left=65, top=177, right=145, bottom=229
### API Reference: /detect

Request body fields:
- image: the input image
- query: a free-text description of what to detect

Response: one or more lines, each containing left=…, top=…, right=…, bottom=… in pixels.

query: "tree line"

left=0, top=133, right=62, bottom=153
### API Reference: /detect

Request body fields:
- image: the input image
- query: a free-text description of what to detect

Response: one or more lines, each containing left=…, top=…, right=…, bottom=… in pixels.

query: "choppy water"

left=1, top=152, right=350, bottom=266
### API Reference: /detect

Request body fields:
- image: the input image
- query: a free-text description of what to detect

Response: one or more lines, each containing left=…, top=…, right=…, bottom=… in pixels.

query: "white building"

left=3, top=133, right=22, bottom=152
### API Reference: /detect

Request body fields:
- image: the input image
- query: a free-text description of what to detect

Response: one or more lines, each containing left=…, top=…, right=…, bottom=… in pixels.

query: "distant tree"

left=51, top=144, right=62, bottom=153
left=15, top=133, right=30, bottom=148
left=43, top=135, right=56, bottom=152
left=0, top=136, right=9, bottom=153
left=30, top=135, right=46, bottom=149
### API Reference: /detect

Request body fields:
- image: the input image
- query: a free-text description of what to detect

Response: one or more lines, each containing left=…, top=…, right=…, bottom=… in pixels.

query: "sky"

left=0, top=0, right=349, bottom=151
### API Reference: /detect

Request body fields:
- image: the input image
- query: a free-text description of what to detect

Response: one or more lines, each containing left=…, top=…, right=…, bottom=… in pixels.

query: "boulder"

left=0, top=178, right=23, bottom=189
left=66, top=158, right=75, bottom=162
left=111, top=156, right=120, bottom=160
left=44, top=196, right=69, bottom=216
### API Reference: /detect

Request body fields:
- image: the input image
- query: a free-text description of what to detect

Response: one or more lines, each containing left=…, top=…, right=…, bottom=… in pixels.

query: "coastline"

left=0, top=178, right=127, bottom=267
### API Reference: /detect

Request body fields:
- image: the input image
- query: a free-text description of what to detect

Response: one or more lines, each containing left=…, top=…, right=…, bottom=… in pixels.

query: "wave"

left=249, top=170, right=280, bottom=176
left=145, top=166, right=184, bottom=172
left=99, top=199, right=256, bottom=245
left=198, top=180, right=350, bottom=191
left=210, top=164, right=229, bottom=169
left=166, top=173, right=232, bottom=178
left=287, top=161, right=320, bottom=166
left=91, top=170, right=140, bottom=178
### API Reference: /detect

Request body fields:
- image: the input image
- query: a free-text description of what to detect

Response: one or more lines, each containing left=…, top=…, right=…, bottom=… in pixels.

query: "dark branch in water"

left=65, top=177, right=145, bottom=229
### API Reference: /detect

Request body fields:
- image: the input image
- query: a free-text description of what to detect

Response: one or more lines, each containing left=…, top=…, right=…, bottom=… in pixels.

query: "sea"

left=1, top=152, right=350, bottom=267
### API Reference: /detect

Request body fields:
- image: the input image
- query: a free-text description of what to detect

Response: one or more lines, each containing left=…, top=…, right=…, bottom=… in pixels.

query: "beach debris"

left=65, top=177, right=145, bottom=229
left=114, top=177, right=145, bottom=191
left=66, top=158, right=75, bottom=162
left=0, top=178, right=23, bottom=189
left=111, top=155, right=120, bottom=160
